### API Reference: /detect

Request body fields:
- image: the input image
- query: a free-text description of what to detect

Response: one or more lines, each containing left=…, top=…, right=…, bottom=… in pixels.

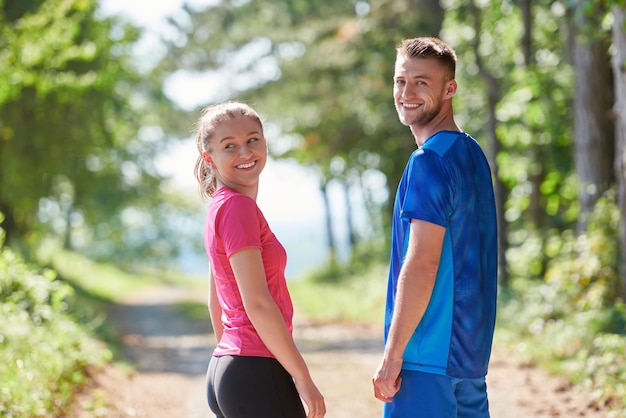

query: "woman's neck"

left=216, top=181, right=259, bottom=200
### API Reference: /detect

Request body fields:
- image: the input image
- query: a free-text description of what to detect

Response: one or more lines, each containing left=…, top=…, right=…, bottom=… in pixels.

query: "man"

left=372, top=37, right=498, bottom=418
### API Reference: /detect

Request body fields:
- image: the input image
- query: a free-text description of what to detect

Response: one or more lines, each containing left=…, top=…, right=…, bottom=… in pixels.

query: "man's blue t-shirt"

left=385, top=130, right=498, bottom=379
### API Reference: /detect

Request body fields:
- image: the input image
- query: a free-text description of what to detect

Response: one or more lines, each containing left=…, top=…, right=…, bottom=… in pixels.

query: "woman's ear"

left=202, top=152, right=213, bottom=169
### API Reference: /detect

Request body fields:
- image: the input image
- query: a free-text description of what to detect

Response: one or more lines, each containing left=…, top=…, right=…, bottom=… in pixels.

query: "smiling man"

left=372, top=37, right=498, bottom=418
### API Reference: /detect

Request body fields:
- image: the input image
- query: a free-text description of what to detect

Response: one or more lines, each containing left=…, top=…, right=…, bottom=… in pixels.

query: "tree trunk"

left=469, top=0, right=510, bottom=286
left=341, top=177, right=356, bottom=253
left=612, top=5, right=626, bottom=301
left=520, top=0, right=545, bottom=228
left=569, top=11, right=615, bottom=231
left=520, top=0, right=532, bottom=67
left=320, top=180, right=337, bottom=265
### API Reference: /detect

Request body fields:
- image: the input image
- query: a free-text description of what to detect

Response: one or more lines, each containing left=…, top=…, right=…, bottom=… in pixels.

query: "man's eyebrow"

left=394, top=73, right=431, bottom=80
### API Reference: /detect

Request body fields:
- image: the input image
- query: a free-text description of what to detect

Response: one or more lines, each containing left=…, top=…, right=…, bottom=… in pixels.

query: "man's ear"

left=445, top=80, right=458, bottom=98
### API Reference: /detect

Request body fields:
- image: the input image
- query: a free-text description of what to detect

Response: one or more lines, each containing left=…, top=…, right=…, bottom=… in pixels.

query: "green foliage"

left=289, top=262, right=387, bottom=323
left=579, top=333, right=626, bottom=412
left=0, top=240, right=109, bottom=417
left=497, top=193, right=625, bottom=413
left=0, top=0, right=98, bottom=104
left=36, top=238, right=167, bottom=302
left=0, top=213, right=202, bottom=416
left=448, top=0, right=577, bottom=236
left=1, top=0, right=142, bottom=239
left=0, top=0, right=193, bottom=269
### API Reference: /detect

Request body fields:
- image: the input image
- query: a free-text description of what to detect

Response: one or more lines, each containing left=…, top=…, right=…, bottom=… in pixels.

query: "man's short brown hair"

left=396, top=37, right=457, bottom=80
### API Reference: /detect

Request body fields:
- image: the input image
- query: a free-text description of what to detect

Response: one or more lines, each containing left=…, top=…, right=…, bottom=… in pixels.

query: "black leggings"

left=206, top=355, right=306, bottom=418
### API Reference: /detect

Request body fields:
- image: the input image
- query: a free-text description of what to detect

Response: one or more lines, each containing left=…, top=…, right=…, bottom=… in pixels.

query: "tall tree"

left=448, top=0, right=579, bottom=284
left=0, top=0, right=188, bottom=268
left=464, top=0, right=511, bottom=285
left=612, top=4, right=626, bottom=300
left=567, top=1, right=615, bottom=231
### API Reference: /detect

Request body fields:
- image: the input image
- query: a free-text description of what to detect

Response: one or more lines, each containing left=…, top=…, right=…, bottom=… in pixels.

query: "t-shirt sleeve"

left=216, top=195, right=262, bottom=257
left=400, top=149, right=452, bottom=227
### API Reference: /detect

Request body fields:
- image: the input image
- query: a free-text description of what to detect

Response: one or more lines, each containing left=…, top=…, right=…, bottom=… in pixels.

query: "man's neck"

left=411, top=121, right=461, bottom=147
left=410, top=116, right=460, bottom=147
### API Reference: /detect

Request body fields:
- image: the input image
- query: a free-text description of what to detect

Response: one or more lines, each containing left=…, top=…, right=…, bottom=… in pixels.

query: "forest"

left=1, top=0, right=626, bottom=415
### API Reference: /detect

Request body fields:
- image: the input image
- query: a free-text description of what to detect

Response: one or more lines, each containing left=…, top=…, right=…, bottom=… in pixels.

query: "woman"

left=193, top=102, right=325, bottom=418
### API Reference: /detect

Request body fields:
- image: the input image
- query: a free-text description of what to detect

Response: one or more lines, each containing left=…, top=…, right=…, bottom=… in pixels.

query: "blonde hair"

left=193, top=102, right=263, bottom=201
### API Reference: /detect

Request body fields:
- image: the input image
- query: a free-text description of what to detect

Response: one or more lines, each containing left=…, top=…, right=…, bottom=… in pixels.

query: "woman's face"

left=203, top=115, right=267, bottom=192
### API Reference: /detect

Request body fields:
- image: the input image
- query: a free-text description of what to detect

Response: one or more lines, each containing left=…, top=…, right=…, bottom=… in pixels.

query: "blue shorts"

left=383, top=370, right=490, bottom=418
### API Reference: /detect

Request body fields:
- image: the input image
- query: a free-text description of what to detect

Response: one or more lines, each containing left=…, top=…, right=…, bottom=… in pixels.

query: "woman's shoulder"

left=211, top=187, right=259, bottom=218
left=213, top=187, right=254, bottom=204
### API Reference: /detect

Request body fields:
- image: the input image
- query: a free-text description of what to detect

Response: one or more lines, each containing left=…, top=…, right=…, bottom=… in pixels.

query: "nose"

left=239, top=144, right=253, bottom=157
left=401, top=84, right=416, bottom=99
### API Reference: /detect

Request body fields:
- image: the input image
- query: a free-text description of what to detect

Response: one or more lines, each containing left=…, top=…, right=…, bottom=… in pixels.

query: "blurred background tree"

left=0, top=0, right=195, bottom=270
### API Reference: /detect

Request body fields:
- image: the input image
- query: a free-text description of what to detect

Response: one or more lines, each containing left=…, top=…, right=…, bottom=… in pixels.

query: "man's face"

left=393, top=55, right=451, bottom=127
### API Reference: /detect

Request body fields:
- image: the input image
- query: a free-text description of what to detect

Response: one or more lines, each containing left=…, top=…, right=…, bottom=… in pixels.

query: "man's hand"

left=372, top=357, right=403, bottom=402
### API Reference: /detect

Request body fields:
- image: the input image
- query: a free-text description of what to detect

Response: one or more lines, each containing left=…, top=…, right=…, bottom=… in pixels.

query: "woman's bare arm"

left=229, top=248, right=325, bottom=418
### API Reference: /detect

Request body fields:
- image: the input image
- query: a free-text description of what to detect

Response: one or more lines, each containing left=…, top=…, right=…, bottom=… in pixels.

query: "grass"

left=288, top=263, right=387, bottom=324
left=37, top=240, right=175, bottom=302
left=494, top=210, right=626, bottom=416
left=495, top=277, right=626, bottom=416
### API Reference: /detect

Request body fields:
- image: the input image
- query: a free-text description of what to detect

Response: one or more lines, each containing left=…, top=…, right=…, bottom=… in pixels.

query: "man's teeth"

left=237, top=161, right=255, bottom=169
left=404, top=103, right=419, bottom=108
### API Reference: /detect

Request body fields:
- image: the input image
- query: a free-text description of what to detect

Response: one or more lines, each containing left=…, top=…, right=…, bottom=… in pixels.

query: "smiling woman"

left=191, top=102, right=327, bottom=418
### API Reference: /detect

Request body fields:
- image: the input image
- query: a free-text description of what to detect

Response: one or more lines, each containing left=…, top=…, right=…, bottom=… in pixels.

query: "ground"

left=69, top=285, right=614, bottom=418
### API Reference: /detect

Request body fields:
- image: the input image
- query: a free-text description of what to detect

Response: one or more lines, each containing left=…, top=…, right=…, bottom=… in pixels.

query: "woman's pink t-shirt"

left=204, top=186, right=294, bottom=358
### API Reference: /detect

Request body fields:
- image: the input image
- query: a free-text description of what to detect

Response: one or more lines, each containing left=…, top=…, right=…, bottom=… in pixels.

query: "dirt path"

left=69, top=285, right=614, bottom=418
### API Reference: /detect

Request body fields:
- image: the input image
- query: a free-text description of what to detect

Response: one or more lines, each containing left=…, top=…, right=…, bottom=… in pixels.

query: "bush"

left=497, top=196, right=626, bottom=414
left=0, top=245, right=109, bottom=417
